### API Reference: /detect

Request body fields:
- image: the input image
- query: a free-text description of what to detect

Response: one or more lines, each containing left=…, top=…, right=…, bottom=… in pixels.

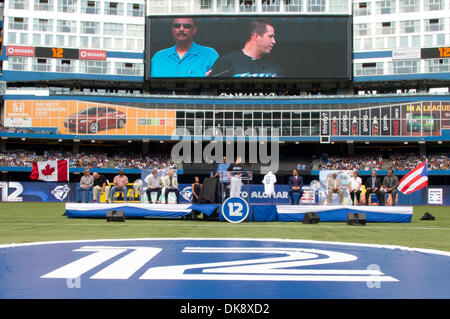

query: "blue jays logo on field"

left=51, top=185, right=71, bottom=201
left=1, top=238, right=449, bottom=299
left=180, top=186, right=193, bottom=202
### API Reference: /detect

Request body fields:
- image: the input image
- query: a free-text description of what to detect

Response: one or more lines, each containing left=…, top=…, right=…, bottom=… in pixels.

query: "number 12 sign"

left=221, top=197, right=250, bottom=223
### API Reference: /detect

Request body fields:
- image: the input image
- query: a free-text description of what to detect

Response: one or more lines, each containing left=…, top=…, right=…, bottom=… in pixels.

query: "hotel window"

left=239, top=0, right=257, bottom=12
left=57, top=20, right=77, bottom=33
left=355, top=23, right=371, bottom=36
left=126, top=24, right=144, bottom=37
left=57, top=0, right=77, bottom=13
left=33, top=34, right=41, bottom=45
left=9, top=57, right=27, bottom=71
left=376, top=0, right=396, bottom=14
left=81, top=0, right=99, bottom=14
left=32, top=58, right=52, bottom=72
left=104, top=23, right=124, bottom=36
left=79, top=60, right=110, bottom=74
left=9, top=17, right=28, bottom=31
left=81, top=21, right=100, bottom=34
left=353, top=2, right=370, bottom=16
left=425, top=59, right=450, bottom=73
left=377, top=22, right=396, bottom=35
left=34, top=0, right=53, bottom=11
left=127, top=3, right=143, bottom=16
left=285, top=0, right=302, bottom=12
left=116, top=62, right=144, bottom=76
left=105, top=2, right=123, bottom=15
left=9, top=0, right=28, bottom=10
left=307, top=0, right=325, bottom=12
left=424, top=0, right=443, bottom=10
left=33, top=19, right=53, bottom=32
left=262, top=0, right=281, bottom=12
left=424, top=18, right=443, bottom=32
left=200, top=0, right=213, bottom=9
left=389, top=60, right=419, bottom=74
left=57, top=60, right=74, bottom=72
left=399, top=0, right=419, bottom=13
left=400, top=20, right=420, bottom=33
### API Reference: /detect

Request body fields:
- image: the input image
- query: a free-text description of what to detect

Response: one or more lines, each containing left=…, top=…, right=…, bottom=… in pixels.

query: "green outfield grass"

left=0, top=202, right=449, bottom=251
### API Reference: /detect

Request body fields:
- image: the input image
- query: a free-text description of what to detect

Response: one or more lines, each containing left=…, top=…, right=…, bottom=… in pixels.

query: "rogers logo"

left=7, top=46, right=35, bottom=56
left=79, top=50, right=107, bottom=60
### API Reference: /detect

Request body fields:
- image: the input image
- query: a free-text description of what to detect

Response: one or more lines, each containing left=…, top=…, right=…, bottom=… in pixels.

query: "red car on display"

left=64, top=107, right=126, bottom=133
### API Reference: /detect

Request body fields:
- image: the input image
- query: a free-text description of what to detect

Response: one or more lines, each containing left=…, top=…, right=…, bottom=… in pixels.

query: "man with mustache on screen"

left=151, top=17, right=219, bottom=77
left=209, top=20, right=283, bottom=78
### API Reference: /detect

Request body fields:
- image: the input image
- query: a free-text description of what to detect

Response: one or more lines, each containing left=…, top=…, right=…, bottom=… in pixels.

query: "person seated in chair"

left=365, top=170, right=384, bottom=205
left=327, top=172, right=344, bottom=205
left=146, top=169, right=163, bottom=203
left=381, top=169, right=399, bottom=206
left=163, top=169, right=180, bottom=204
left=92, top=172, right=110, bottom=203
left=110, top=169, right=129, bottom=203
left=77, top=168, right=94, bottom=203
left=288, top=169, right=303, bottom=205
left=349, top=171, right=362, bottom=206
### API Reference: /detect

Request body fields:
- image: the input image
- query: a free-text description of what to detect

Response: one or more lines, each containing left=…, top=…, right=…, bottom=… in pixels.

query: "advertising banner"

left=320, top=111, right=330, bottom=136
left=340, top=110, right=350, bottom=136
left=380, top=106, right=391, bottom=136
left=4, top=100, right=176, bottom=136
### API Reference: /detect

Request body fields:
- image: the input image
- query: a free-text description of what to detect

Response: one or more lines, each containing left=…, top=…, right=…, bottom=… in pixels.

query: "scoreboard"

left=6, top=46, right=107, bottom=60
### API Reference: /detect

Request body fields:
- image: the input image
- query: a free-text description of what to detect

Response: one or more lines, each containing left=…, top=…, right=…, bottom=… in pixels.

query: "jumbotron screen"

left=145, top=15, right=352, bottom=80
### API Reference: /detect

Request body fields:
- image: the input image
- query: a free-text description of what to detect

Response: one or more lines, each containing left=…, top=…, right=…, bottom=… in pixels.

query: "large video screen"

left=145, top=15, right=352, bottom=80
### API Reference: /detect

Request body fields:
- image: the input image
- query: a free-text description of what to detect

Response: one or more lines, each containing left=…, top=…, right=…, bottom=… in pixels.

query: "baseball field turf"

left=0, top=202, right=449, bottom=252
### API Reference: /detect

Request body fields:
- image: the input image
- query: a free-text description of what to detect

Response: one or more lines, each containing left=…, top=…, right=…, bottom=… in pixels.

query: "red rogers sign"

left=79, top=49, right=107, bottom=60
left=7, top=46, right=35, bottom=57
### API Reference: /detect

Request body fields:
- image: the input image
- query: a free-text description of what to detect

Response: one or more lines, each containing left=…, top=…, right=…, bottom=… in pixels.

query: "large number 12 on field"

left=52, top=48, right=63, bottom=58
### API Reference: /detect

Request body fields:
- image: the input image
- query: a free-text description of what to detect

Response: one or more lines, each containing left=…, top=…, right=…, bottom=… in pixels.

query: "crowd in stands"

left=113, top=153, right=176, bottom=170
left=388, top=153, right=450, bottom=171
left=0, top=150, right=37, bottom=167
left=43, top=151, right=109, bottom=168
left=319, top=155, right=384, bottom=171
left=0, top=126, right=58, bottom=134
left=319, top=153, right=449, bottom=171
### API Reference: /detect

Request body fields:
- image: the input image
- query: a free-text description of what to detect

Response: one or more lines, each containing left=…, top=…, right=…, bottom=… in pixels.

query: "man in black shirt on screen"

left=209, top=20, right=283, bottom=78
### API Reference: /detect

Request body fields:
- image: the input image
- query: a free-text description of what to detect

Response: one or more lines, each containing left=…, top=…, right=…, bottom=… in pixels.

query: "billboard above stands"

left=145, top=15, right=352, bottom=80
left=2, top=97, right=450, bottom=139
left=3, top=100, right=176, bottom=136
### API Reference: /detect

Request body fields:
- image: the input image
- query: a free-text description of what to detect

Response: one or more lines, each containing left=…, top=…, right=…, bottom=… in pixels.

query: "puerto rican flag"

left=30, top=160, right=69, bottom=182
left=398, top=161, right=428, bottom=195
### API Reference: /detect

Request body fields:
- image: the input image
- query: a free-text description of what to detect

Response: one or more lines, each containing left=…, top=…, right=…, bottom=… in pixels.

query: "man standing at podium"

left=214, top=156, right=230, bottom=201
left=227, top=156, right=244, bottom=198
left=288, top=169, right=303, bottom=205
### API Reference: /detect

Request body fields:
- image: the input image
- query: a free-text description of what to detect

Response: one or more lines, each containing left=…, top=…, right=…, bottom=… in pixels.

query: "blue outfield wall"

left=1, top=181, right=449, bottom=206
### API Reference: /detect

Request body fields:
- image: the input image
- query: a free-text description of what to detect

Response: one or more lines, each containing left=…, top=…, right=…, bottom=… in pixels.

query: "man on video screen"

left=209, top=20, right=283, bottom=78
left=151, top=17, right=219, bottom=77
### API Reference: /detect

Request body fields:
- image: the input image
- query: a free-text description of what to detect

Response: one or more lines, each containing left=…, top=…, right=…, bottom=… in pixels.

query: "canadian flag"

left=30, top=160, right=69, bottom=182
